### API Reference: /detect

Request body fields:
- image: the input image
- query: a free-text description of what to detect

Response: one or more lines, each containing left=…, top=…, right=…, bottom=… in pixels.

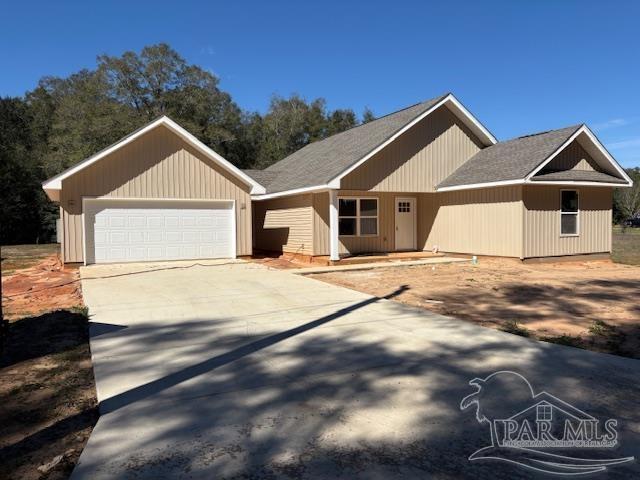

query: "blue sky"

left=2, top=0, right=639, bottom=167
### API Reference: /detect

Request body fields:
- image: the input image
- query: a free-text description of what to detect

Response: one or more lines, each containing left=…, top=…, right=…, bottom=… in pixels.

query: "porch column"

left=329, top=189, right=340, bottom=261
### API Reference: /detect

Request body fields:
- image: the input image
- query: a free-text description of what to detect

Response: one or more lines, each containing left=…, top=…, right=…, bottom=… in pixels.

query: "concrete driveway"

left=75, top=260, right=639, bottom=479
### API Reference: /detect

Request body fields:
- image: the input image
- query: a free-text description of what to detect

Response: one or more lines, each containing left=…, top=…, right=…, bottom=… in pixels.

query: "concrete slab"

left=74, top=261, right=640, bottom=479
left=290, top=256, right=470, bottom=274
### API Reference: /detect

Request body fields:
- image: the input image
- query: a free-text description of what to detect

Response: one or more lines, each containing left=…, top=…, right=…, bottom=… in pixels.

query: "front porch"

left=320, top=250, right=444, bottom=266
left=326, top=189, right=426, bottom=261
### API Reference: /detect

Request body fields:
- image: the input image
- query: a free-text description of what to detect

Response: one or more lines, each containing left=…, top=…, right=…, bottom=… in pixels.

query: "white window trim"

left=560, top=189, right=580, bottom=237
left=338, top=197, right=379, bottom=237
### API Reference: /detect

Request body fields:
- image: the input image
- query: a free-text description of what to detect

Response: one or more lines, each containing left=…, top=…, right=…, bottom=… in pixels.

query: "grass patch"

left=1, top=244, right=59, bottom=276
left=500, top=320, right=531, bottom=337
left=612, top=226, right=640, bottom=266
left=588, top=319, right=615, bottom=337
left=541, top=334, right=583, bottom=348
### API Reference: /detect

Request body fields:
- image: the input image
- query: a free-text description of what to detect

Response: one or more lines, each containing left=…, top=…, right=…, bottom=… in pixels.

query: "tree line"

left=1, top=43, right=638, bottom=245
left=0, top=43, right=375, bottom=244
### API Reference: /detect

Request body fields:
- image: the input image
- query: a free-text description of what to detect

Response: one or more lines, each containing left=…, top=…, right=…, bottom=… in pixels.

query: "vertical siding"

left=59, top=125, right=253, bottom=262
left=540, top=141, right=599, bottom=173
left=419, top=186, right=524, bottom=257
left=522, top=186, right=612, bottom=258
left=312, top=192, right=330, bottom=256
left=313, top=190, right=403, bottom=256
left=341, top=106, right=483, bottom=192
left=253, top=194, right=314, bottom=255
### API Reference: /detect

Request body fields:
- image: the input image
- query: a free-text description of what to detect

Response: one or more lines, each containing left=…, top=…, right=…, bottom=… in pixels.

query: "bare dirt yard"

left=309, top=258, right=640, bottom=359
left=1, top=246, right=98, bottom=480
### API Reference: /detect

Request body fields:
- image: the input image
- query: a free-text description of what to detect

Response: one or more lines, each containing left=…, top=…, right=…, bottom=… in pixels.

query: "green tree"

left=0, top=97, right=44, bottom=243
left=613, top=167, right=640, bottom=223
left=97, top=44, right=245, bottom=165
left=1, top=43, right=362, bottom=244
left=253, top=94, right=357, bottom=168
left=326, top=109, right=357, bottom=136
left=362, top=107, right=376, bottom=124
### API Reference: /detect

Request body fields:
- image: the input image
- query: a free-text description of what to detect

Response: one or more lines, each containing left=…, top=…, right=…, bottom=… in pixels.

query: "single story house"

left=42, top=93, right=633, bottom=265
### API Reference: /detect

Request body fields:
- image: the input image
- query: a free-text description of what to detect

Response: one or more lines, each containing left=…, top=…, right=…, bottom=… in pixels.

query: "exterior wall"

left=540, top=141, right=599, bottom=173
left=59, top=125, right=253, bottom=263
left=522, top=186, right=612, bottom=258
left=340, top=105, right=483, bottom=192
left=419, top=186, right=524, bottom=257
left=253, top=194, right=314, bottom=255
left=312, top=190, right=419, bottom=256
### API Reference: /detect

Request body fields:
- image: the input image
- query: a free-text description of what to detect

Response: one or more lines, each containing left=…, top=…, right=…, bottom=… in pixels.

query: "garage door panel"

left=165, top=217, right=179, bottom=227
left=128, top=216, right=145, bottom=228
left=110, top=231, right=127, bottom=243
left=129, top=231, right=144, bottom=243
left=166, top=231, right=182, bottom=243
left=148, top=217, right=163, bottom=228
left=86, top=200, right=234, bottom=264
left=110, top=217, right=126, bottom=228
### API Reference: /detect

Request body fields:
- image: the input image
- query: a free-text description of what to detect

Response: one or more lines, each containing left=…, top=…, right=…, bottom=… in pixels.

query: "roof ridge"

left=265, top=93, right=450, bottom=171
left=510, top=124, right=583, bottom=142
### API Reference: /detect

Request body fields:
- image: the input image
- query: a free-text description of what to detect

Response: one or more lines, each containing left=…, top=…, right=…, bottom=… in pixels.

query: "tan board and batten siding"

left=253, top=195, right=314, bottom=255
left=252, top=105, right=616, bottom=260
left=523, top=186, right=612, bottom=258
left=312, top=191, right=397, bottom=255
left=60, top=125, right=252, bottom=263
left=259, top=104, right=488, bottom=256
left=542, top=141, right=599, bottom=172
left=341, top=106, right=483, bottom=192
left=420, top=186, right=524, bottom=257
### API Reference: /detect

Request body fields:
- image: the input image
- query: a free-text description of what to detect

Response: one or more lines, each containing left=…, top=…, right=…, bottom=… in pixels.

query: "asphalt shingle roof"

left=437, top=125, right=583, bottom=189
left=530, top=170, right=627, bottom=184
left=245, top=93, right=450, bottom=193
left=240, top=169, right=280, bottom=187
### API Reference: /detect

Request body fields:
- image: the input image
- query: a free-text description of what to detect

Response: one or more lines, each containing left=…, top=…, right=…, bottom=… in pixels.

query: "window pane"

left=339, top=199, right=356, bottom=216
left=561, top=191, right=578, bottom=212
left=360, top=217, right=377, bottom=235
left=339, top=218, right=356, bottom=236
left=360, top=199, right=378, bottom=217
left=561, top=214, right=578, bottom=235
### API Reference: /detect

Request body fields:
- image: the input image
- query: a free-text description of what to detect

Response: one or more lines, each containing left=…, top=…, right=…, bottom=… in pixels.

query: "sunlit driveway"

left=73, top=260, right=640, bottom=479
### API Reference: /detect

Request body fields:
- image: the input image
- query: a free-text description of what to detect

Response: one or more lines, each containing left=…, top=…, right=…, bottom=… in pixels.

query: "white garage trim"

left=82, top=197, right=237, bottom=265
left=43, top=116, right=266, bottom=201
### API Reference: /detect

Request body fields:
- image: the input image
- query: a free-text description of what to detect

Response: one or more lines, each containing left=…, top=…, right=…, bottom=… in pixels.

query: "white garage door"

left=84, top=200, right=235, bottom=264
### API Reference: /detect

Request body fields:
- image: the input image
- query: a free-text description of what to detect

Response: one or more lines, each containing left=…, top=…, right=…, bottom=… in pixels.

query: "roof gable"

left=42, top=116, right=266, bottom=201
left=250, top=93, right=496, bottom=198
left=438, top=125, right=633, bottom=191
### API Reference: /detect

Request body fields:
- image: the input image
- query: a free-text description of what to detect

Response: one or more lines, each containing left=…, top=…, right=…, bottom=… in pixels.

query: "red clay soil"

left=309, top=258, right=640, bottom=359
left=1, top=253, right=96, bottom=480
left=2, top=255, right=82, bottom=320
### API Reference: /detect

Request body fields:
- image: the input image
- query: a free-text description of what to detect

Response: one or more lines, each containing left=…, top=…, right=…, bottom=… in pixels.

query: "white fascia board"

left=445, top=94, right=498, bottom=145
left=525, top=125, right=632, bottom=186
left=582, top=126, right=633, bottom=185
left=326, top=93, right=497, bottom=187
left=436, top=179, right=525, bottom=192
left=41, top=116, right=266, bottom=196
left=528, top=180, right=632, bottom=188
left=160, top=117, right=265, bottom=194
left=437, top=177, right=630, bottom=192
left=251, top=185, right=331, bottom=201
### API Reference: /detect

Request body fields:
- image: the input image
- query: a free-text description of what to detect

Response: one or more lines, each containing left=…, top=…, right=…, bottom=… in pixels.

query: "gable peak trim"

left=42, top=116, right=266, bottom=199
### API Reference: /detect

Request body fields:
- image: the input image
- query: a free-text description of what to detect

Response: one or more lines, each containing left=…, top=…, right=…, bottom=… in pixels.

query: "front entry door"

left=395, top=197, right=416, bottom=251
